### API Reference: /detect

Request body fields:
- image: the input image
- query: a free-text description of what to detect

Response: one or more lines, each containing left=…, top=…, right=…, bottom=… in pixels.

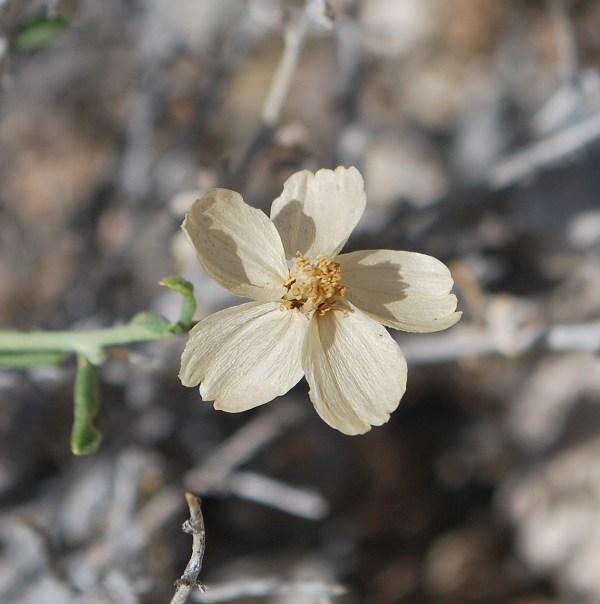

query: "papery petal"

left=180, top=301, right=308, bottom=411
left=337, top=249, right=462, bottom=333
left=270, top=166, right=366, bottom=260
left=183, top=189, right=288, bottom=301
left=303, top=305, right=407, bottom=435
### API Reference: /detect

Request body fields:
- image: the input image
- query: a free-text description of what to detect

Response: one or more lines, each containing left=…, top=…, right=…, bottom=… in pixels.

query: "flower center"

left=282, top=253, right=347, bottom=315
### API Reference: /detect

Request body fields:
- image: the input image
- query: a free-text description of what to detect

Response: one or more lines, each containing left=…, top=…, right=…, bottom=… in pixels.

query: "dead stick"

left=171, top=492, right=207, bottom=604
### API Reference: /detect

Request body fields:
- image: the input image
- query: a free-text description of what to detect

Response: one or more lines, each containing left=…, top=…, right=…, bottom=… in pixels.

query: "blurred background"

left=1, top=0, right=600, bottom=602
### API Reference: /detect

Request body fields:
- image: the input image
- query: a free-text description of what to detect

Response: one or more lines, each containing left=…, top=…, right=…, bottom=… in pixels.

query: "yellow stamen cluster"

left=283, top=253, right=347, bottom=315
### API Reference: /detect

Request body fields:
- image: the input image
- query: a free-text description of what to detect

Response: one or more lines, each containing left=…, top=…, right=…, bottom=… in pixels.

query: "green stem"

left=0, top=323, right=171, bottom=352
left=0, top=276, right=196, bottom=368
left=0, top=312, right=182, bottom=366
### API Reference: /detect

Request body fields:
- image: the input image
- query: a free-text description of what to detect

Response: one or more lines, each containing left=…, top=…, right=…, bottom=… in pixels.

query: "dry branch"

left=194, top=577, right=346, bottom=603
left=185, top=400, right=329, bottom=519
left=171, top=492, right=207, bottom=604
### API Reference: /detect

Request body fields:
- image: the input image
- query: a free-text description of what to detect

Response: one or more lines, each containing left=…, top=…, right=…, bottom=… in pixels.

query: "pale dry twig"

left=171, top=492, right=207, bottom=604
left=195, top=577, right=346, bottom=603
left=185, top=400, right=329, bottom=520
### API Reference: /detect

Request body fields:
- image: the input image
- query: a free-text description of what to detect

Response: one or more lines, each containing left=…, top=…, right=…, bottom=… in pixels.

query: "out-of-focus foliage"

left=12, top=16, right=68, bottom=51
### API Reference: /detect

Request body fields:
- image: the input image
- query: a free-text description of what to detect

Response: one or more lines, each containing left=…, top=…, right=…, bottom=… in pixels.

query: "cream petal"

left=183, top=189, right=288, bottom=301
left=303, top=305, right=407, bottom=435
left=337, top=249, right=462, bottom=333
left=179, top=301, right=308, bottom=411
left=270, top=166, right=366, bottom=260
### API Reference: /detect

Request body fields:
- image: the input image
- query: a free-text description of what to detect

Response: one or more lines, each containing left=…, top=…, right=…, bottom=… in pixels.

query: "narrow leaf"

left=71, top=354, right=102, bottom=455
left=13, top=16, right=67, bottom=51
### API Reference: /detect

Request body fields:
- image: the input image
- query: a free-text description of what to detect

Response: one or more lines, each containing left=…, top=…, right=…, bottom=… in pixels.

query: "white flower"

left=179, top=167, right=461, bottom=435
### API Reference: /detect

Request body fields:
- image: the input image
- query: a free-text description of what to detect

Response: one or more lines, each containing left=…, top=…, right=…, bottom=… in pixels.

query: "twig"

left=229, top=471, right=328, bottom=520
left=261, top=5, right=310, bottom=127
left=185, top=399, right=307, bottom=491
left=171, top=492, right=207, bottom=604
left=74, top=484, right=192, bottom=597
left=185, top=400, right=329, bottom=519
left=397, top=320, right=600, bottom=365
left=485, top=3, right=597, bottom=190
left=228, top=0, right=321, bottom=187
left=136, top=486, right=185, bottom=534
left=5, top=518, right=79, bottom=600
left=194, top=577, right=347, bottom=603
left=486, top=110, right=600, bottom=189
left=76, top=449, right=160, bottom=573
left=548, top=0, right=578, bottom=86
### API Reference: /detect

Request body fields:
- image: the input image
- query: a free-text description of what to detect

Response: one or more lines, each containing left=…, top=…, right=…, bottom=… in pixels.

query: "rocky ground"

left=1, top=1, right=600, bottom=603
